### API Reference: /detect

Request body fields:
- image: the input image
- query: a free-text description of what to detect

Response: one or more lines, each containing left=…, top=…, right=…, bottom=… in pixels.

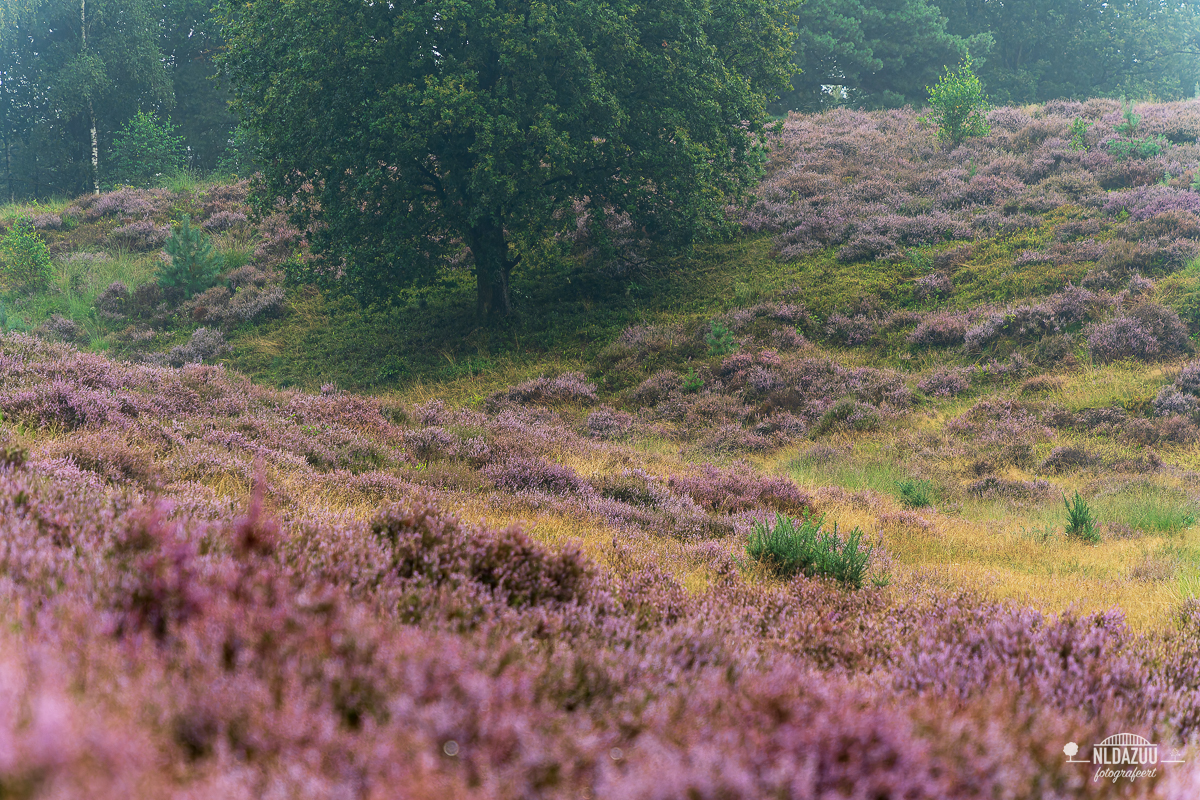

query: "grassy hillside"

left=3, top=98, right=1200, bottom=794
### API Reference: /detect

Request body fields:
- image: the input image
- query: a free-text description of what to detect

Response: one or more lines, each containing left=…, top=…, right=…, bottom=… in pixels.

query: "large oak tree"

left=218, top=0, right=795, bottom=316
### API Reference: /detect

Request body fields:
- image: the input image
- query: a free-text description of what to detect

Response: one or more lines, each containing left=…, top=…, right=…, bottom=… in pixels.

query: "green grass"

left=1093, top=482, right=1198, bottom=534
left=787, top=448, right=908, bottom=495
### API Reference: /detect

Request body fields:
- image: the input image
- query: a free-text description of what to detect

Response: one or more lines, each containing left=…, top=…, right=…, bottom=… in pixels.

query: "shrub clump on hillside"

left=1086, top=302, right=1191, bottom=363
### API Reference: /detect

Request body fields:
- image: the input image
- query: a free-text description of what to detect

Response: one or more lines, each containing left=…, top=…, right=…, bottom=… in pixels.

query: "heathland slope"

left=2, top=98, right=1200, bottom=795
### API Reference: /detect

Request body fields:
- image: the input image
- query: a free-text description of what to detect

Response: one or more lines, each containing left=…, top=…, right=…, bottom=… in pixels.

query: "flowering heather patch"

left=0, top=334, right=1199, bottom=795
left=108, top=219, right=170, bottom=251
left=1103, top=186, right=1200, bottom=220
left=1086, top=302, right=1192, bottom=363
left=485, top=372, right=597, bottom=409
left=200, top=209, right=248, bottom=231
left=741, top=100, right=1200, bottom=283
left=29, top=212, right=62, bottom=229
left=918, top=367, right=971, bottom=397
left=907, top=311, right=970, bottom=347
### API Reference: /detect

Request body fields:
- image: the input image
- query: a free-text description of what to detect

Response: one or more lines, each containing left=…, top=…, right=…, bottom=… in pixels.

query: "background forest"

left=4, top=0, right=1200, bottom=201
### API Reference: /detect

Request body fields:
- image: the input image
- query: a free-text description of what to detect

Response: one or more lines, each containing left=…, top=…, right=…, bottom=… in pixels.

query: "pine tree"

left=159, top=215, right=222, bottom=299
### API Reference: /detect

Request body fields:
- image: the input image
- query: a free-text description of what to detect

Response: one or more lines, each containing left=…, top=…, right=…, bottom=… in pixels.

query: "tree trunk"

left=83, top=0, right=98, bottom=194
left=2, top=91, right=11, bottom=203
left=89, top=102, right=99, bottom=195
left=468, top=219, right=516, bottom=318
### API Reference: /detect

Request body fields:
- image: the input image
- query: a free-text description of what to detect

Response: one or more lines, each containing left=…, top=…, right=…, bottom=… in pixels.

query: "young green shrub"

left=896, top=478, right=934, bottom=509
left=1064, top=491, right=1100, bottom=543
left=159, top=216, right=224, bottom=300
left=706, top=321, right=736, bottom=357
left=0, top=219, right=53, bottom=294
left=746, top=512, right=872, bottom=589
left=109, top=111, right=186, bottom=188
left=1068, top=117, right=1092, bottom=151
left=682, top=366, right=704, bottom=393
left=1107, top=100, right=1169, bottom=161
left=922, top=57, right=990, bottom=146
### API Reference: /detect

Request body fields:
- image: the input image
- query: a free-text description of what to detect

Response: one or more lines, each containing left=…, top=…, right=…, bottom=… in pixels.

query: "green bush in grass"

left=747, top=512, right=872, bottom=589
left=0, top=219, right=53, bottom=294
left=1064, top=491, right=1100, bottom=543
left=896, top=478, right=934, bottom=508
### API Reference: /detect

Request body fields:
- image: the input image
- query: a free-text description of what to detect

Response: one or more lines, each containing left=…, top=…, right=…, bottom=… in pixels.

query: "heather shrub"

left=1174, top=360, right=1200, bottom=395
left=1159, top=414, right=1200, bottom=444
left=591, top=469, right=658, bottom=507
left=482, top=455, right=592, bottom=496
left=968, top=476, right=1054, bottom=500
left=403, top=426, right=459, bottom=465
left=201, top=209, right=248, bottom=232
left=627, top=369, right=682, bottom=406
left=585, top=406, right=635, bottom=439
left=1086, top=303, right=1191, bottom=363
left=823, top=312, right=875, bottom=345
left=129, top=281, right=164, bottom=318
left=108, top=219, right=170, bottom=250
left=668, top=466, right=810, bottom=515
left=95, top=281, right=130, bottom=321
left=1152, top=386, right=1197, bottom=418
left=149, top=327, right=229, bottom=367
left=917, top=368, right=970, bottom=398
left=223, top=284, right=285, bottom=324
left=0, top=219, right=53, bottom=293
left=486, top=372, right=597, bottom=409
left=747, top=513, right=872, bottom=589
left=814, top=397, right=881, bottom=434
left=35, top=314, right=85, bottom=343
left=907, top=312, right=968, bottom=347
left=1039, top=446, right=1095, bottom=474
left=913, top=272, right=953, bottom=301
left=696, top=423, right=773, bottom=454
left=159, top=215, right=223, bottom=299
left=371, top=500, right=592, bottom=608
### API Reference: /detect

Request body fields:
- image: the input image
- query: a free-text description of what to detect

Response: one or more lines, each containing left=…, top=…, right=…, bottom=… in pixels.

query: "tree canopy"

left=932, top=0, right=1200, bottom=104
left=0, top=0, right=235, bottom=201
left=773, top=0, right=982, bottom=112
left=218, top=0, right=796, bottom=316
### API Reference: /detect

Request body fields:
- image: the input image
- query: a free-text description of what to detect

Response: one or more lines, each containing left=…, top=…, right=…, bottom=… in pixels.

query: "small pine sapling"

left=160, top=216, right=224, bottom=299
left=896, top=478, right=934, bottom=509
left=706, top=321, right=736, bottom=357
left=1064, top=491, right=1100, bottom=543
left=682, top=367, right=704, bottom=393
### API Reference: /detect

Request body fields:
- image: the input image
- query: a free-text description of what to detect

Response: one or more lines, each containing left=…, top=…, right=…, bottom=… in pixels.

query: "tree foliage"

left=922, top=57, right=989, bottom=146
left=218, top=0, right=795, bottom=316
left=0, top=219, right=53, bottom=294
left=109, top=111, right=185, bottom=187
left=160, top=215, right=222, bottom=299
left=773, top=0, right=982, bottom=112
left=0, top=0, right=236, bottom=201
left=932, top=0, right=1200, bottom=104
